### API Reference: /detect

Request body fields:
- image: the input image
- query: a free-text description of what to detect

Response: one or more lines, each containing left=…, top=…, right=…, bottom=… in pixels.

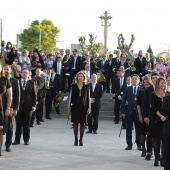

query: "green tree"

left=19, top=19, right=60, bottom=54
left=90, top=42, right=103, bottom=54
left=147, top=44, right=153, bottom=58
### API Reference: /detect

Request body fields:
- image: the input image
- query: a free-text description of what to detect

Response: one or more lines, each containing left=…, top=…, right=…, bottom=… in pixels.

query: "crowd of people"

left=0, top=40, right=170, bottom=169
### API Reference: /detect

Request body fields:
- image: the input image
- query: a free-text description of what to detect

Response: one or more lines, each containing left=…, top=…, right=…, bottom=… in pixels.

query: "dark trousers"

left=65, top=75, right=71, bottom=92
left=126, top=110, right=140, bottom=147
left=45, top=91, right=53, bottom=118
left=30, top=98, right=43, bottom=124
left=164, top=135, right=170, bottom=170
left=114, top=98, right=121, bottom=122
left=146, top=124, right=152, bottom=153
left=15, top=104, right=32, bottom=143
left=5, top=116, right=13, bottom=147
left=88, top=107, right=99, bottom=132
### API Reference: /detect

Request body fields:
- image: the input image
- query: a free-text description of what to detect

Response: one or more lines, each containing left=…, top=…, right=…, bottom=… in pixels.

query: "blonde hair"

left=155, top=77, right=167, bottom=93
left=75, top=71, right=87, bottom=84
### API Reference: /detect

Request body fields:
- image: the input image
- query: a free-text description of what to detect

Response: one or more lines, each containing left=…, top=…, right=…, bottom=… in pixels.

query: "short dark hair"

left=131, top=74, right=139, bottom=79
left=73, top=49, right=78, bottom=52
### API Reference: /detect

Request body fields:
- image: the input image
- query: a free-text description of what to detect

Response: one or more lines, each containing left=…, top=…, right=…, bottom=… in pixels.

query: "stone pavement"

left=0, top=116, right=163, bottom=170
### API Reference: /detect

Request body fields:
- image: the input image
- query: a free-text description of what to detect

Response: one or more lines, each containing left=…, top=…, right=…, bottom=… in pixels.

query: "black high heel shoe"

left=154, top=154, right=160, bottom=166
left=74, top=140, right=78, bottom=146
left=79, top=140, right=83, bottom=146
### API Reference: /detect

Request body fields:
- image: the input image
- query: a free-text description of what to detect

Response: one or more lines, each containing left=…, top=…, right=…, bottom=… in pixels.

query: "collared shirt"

left=57, top=61, right=61, bottom=75
left=51, top=73, right=56, bottom=82
left=92, top=83, right=96, bottom=92
left=21, top=78, right=27, bottom=90
left=139, top=56, right=143, bottom=62
left=72, top=56, right=77, bottom=69
left=119, top=77, right=124, bottom=88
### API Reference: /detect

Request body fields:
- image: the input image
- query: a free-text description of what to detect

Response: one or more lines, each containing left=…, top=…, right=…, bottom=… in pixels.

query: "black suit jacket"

left=134, top=57, right=147, bottom=75
left=116, top=60, right=131, bottom=77
left=121, top=86, right=140, bottom=116
left=142, top=85, right=154, bottom=118
left=53, top=60, right=65, bottom=78
left=112, top=77, right=126, bottom=95
left=19, top=79, right=37, bottom=112
left=90, top=83, right=103, bottom=109
left=69, top=56, right=82, bottom=73
left=162, top=95, right=170, bottom=135
left=10, top=78, right=20, bottom=110
left=51, top=73, right=62, bottom=93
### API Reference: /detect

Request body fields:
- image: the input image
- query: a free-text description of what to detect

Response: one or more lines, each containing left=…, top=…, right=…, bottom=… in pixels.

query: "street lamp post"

left=39, top=30, right=53, bottom=51
left=100, top=11, right=112, bottom=55
left=39, top=30, right=42, bottom=51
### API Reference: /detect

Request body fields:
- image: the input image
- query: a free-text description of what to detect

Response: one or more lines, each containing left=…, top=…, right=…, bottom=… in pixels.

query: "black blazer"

left=19, top=79, right=37, bottom=112
left=134, top=57, right=147, bottom=75
left=116, top=60, right=131, bottom=77
left=121, top=86, right=140, bottom=116
left=53, top=60, right=65, bottom=77
left=112, top=77, right=126, bottom=94
left=51, top=73, right=62, bottom=93
left=10, top=78, right=20, bottom=110
left=162, top=95, right=170, bottom=135
left=90, top=83, right=103, bottom=109
left=142, top=85, right=154, bottom=118
left=69, top=56, right=82, bottom=72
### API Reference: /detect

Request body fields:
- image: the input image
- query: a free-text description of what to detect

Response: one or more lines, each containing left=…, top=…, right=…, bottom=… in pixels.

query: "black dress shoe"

left=145, top=154, right=151, bottom=160
left=40, top=119, right=45, bottom=122
left=56, top=111, right=60, bottom=115
left=46, top=117, right=52, bottom=120
left=12, top=141, right=20, bottom=145
left=0, top=151, right=1, bottom=156
left=141, top=149, right=146, bottom=157
left=93, top=131, right=97, bottom=134
left=24, top=141, right=29, bottom=145
left=6, top=146, right=11, bottom=152
left=125, top=146, right=132, bottom=150
left=114, top=121, right=119, bottom=124
left=137, top=146, right=142, bottom=151
left=30, top=124, right=34, bottom=128
left=74, top=140, right=78, bottom=146
left=37, top=122, right=41, bottom=125
left=86, top=130, right=92, bottom=134
left=79, top=140, right=83, bottom=146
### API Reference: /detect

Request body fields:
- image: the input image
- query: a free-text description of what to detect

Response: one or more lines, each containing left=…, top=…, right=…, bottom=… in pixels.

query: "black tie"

left=23, top=80, right=26, bottom=90
left=134, top=87, right=136, bottom=95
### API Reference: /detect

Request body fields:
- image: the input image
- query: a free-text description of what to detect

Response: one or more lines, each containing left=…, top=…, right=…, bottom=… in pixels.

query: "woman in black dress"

left=0, top=62, right=12, bottom=156
left=137, top=76, right=152, bottom=157
left=151, top=77, right=167, bottom=166
left=70, top=71, right=90, bottom=146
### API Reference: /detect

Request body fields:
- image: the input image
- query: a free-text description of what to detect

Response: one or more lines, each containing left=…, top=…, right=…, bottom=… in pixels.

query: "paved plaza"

left=0, top=115, right=163, bottom=170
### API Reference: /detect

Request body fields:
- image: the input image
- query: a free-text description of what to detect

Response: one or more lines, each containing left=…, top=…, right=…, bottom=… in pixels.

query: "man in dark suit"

left=3, top=65, right=20, bottom=152
left=12, top=68, right=37, bottom=145
left=53, top=54, right=65, bottom=92
left=121, top=74, right=141, bottom=150
left=112, top=70, right=126, bottom=124
left=142, top=72, right=159, bottom=160
left=105, top=54, right=114, bottom=93
left=30, top=68, right=46, bottom=126
left=162, top=94, right=170, bottom=169
left=62, top=49, right=72, bottom=92
left=96, top=54, right=108, bottom=92
left=134, top=50, right=147, bottom=75
left=145, top=52, right=154, bottom=69
left=82, top=51, right=96, bottom=73
left=116, top=53, right=131, bottom=77
left=142, top=61, right=152, bottom=77
left=86, top=74, right=103, bottom=134
left=69, top=49, right=82, bottom=84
